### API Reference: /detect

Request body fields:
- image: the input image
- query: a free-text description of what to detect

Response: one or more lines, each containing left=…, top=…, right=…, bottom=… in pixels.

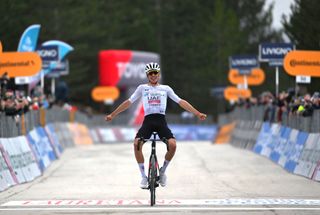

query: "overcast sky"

left=265, top=0, right=295, bottom=29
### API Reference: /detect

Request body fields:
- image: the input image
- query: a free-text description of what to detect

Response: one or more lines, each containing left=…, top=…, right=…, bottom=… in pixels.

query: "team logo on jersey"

left=147, top=93, right=161, bottom=105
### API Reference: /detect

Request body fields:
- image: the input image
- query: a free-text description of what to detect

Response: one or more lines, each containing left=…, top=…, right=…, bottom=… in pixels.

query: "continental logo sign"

left=224, top=86, right=252, bottom=101
left=91, top=86, right=120, bottom=101
left=228, top=68, right=265, bottom=85
left=0, top=52, right=42, bottom=77
left=284, top=50, right=320, bottom=77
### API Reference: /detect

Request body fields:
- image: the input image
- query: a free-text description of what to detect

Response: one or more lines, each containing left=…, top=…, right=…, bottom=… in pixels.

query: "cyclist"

left=105, top=62, right=207, bottom=189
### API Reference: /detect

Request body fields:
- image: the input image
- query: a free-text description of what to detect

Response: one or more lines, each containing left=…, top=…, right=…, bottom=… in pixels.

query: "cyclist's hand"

left=197, top=113, right=207, bottom=120
left=105, top=114, right=113, bottom=121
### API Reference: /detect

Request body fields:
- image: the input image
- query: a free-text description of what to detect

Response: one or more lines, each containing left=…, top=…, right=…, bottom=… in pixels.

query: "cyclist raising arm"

left=105, top=62, right=206, bottom=188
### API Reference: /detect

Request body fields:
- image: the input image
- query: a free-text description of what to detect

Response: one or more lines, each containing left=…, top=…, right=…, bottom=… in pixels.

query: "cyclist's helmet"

left=145, top=62, right=160, bottom=74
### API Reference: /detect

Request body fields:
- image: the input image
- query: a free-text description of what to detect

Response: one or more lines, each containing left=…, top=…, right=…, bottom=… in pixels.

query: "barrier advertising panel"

left=27, top=129, right=52, bottom=172
left=0, top=140, right=17, bottom=189
left=1, top=138, right=26, bottom=184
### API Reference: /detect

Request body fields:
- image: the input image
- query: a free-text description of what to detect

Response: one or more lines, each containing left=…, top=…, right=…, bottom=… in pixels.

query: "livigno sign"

left=284, top=50, right=320, bottom=77
left=229, top=55, right=258, bottom=75
left=259, top=43, right=294, bottom=66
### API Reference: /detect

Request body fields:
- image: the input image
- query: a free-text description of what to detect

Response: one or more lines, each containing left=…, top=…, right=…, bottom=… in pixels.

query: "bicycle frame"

left=138, top=132, right=168, bottom=206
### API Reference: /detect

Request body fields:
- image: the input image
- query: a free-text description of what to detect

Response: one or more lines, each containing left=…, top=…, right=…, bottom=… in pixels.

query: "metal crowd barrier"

left=218, top=106, right=320, bottom=134
left=0, top=107, right=93, bottom=138
left=1, top=107, right=213, bottom=138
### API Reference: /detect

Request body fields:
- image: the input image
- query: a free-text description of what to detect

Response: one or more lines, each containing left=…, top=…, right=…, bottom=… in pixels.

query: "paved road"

left=0, top=142, right=319, bottom=214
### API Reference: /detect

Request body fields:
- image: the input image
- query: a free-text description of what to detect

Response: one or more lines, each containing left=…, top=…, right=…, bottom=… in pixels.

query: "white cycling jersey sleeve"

left=166, top=85, right=182, bottom=103
left=128, top=84, right=143, bottom=103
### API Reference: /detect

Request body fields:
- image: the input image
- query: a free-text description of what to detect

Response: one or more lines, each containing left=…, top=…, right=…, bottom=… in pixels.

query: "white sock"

left=161, top=160, right=170, bottom=173
left=138, top=163, right=146, bottom=178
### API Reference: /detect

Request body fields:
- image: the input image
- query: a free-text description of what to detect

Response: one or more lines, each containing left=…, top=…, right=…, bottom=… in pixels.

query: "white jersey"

left=129, top=84, right=182, bottom=116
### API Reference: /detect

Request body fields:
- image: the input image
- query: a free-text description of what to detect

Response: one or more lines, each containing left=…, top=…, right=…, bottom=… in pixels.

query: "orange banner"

left=224, top=86, right=252, bottom=101
left=0, top=52, right=42, bottom=77
left=228, top=68, right=265, bottom=85
left=91, top=86, right=120, bottom=101
left=0, top=41, right=2, bottom=52
left=284, top=50, right=320, bottom=77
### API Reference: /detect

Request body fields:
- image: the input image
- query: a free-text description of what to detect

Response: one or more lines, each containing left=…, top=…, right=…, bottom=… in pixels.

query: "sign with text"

left=296, top=76, right=311, bottom=84
left=224, top=86, right=252, bottom=101
left=0, top=52, right=42, bottom=77
left=228, top=68, right=265, bottom=86
left=91, top=86, right=120, bottom=101
left=229, top=55, right=258, bottom=75
left=284, top=50, right=320, bottom=77
left=47, top=60, right=69, bottom=78
left=36, top=45, right=58, bottom=62
left=259, top=43, right=294, bottom=67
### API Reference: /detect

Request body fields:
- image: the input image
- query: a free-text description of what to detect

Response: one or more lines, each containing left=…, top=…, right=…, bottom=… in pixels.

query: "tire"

left=149, top=156, right=157, bottom=206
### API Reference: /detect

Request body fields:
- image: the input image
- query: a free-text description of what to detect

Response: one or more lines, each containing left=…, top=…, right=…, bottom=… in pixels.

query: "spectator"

left=0, top=72, right=9, bottom=99
left=311, top=92, right=320, bottom=110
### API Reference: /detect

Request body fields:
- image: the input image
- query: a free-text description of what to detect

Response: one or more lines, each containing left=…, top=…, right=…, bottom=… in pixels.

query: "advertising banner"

left=46, top=60, right=69, bottom=78
left=224, top=86, right=252, bottom=101
left=28, top=40, right=73, bottom=89
left=228, top=68, right=265, bottom=85
left=99, top=50, right=160, bottom=125
left=0, top=52, right=42, bottom=77
left=259, top=43, right=294, bottom=66
left=229, top=55, right=259, bottom=75
left=36, top=45, right=58, bottom=71
left=17, top=24, right=41, bottom=52
left=99, top=50, right=160, bottom=87
left=15, top=24, right=41, bottom=85
left=91, top=86, right=120, bottom=102
left=284, top=50, right=320, bottom=77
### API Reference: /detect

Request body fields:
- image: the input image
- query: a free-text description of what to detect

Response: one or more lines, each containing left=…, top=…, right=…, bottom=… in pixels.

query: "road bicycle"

left=137, top=132, right=168, bottom=206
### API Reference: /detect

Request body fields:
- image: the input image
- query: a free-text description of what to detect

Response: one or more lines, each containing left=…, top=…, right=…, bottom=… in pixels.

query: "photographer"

left=0, top=72, right=9, bottom=99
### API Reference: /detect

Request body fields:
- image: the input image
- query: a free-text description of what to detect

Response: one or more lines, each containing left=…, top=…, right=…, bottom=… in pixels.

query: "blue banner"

left=229, top=55, right=258, bottom=74
left=15, top=24, right=41, bottom=85
left=36, top=45, right=59, bottom=62
left=42, top=40, right=74, bottom=60
left=17, top=24, right=41, bottom=52
left=29, top=40, right=73, bottom=88
left=259, top=43, right=294, bottom=62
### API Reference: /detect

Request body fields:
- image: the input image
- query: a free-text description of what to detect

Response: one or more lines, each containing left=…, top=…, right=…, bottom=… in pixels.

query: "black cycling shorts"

left=135, top=114, right=174, bottom=140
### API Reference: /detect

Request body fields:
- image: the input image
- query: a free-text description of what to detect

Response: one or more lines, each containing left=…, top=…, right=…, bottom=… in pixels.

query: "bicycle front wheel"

left=149, top=155, right=157, bottom=206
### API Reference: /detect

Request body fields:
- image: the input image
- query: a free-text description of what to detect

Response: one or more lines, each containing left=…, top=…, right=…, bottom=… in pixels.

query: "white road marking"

left=2, top=199, right=320, bottom=206
left=0, top=207, right=320, bottom=211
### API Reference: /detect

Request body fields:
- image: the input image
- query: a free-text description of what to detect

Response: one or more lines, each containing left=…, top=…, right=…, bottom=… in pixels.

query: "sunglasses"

left=148, top=71, right=159, bottom=76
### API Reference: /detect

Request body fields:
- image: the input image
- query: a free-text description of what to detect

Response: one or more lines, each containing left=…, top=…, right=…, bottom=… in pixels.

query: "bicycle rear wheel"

left=149, top=155, right=157, bottom=206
